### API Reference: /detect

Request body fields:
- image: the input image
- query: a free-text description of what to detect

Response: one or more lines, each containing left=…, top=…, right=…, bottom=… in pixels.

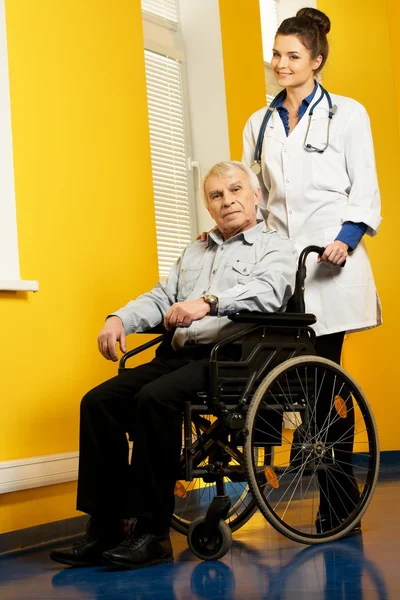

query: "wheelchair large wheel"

left=171, top=415, right=272, bottom=535
left=244, top=356, right=379, bottom=545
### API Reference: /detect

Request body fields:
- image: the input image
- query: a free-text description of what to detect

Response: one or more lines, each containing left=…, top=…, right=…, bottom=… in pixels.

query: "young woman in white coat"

left=242, top=7, right=382, bottom=531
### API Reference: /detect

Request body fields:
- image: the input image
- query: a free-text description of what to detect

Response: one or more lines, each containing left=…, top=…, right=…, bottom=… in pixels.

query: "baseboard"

left=0, top=515, right=88, bottom=558
left=0, top=451, right=79, bottom=494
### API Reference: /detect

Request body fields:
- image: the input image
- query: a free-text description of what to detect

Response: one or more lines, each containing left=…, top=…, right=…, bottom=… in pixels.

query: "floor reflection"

left=0, top=480, right=398, bottom=600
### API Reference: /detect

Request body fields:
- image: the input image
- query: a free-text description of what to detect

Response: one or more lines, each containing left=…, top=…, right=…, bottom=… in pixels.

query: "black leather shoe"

left=50, top=517, right=125, bottom=567
left=316, top=512, right=362, bottom=535
left=102, top=532, right=173, bottom=570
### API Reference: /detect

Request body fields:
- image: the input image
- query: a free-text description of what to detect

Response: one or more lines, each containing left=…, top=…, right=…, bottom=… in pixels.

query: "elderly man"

left=51, top=161, right=297, bottom=571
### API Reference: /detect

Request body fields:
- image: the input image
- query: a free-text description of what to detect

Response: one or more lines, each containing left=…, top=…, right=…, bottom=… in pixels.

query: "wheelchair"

left=119, top=246, right=380, bottom=561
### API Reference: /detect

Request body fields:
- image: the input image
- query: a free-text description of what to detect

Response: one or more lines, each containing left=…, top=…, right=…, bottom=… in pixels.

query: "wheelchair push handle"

left=291, top=245, right=346, bottom=314
left=298, top=245, right=346, bottom=270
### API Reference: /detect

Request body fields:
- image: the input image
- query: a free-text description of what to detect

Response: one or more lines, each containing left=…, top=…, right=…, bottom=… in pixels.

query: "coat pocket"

left=324, top=227, right=371, bottom=288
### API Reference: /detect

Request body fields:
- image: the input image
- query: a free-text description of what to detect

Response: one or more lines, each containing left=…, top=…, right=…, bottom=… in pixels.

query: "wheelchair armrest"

left=136, top=324, right=168, bottom=335
left=119, top=327, right=167, bottom=371
left=228, top=311, right=316, bottom=327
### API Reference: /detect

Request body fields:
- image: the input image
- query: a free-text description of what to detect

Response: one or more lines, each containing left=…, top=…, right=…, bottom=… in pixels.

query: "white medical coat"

left=242, top=84, right=382, bottom=336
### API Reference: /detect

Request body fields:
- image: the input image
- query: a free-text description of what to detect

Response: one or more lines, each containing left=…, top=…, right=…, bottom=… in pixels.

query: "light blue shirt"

left=112, top=222, right=297, bottom=349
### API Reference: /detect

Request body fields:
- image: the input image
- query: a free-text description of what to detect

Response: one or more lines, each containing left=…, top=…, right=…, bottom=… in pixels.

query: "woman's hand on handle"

left=318, top=240, right=348, bottom=266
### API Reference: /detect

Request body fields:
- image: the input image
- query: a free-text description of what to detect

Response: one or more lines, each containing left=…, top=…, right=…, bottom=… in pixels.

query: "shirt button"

left=286, top=179, right=289, bottom=183
left=212, top=269, right=216, bottom=274
left=284, top=149, right=287, bottom=153
left=289, top=211, right=293, bottom=215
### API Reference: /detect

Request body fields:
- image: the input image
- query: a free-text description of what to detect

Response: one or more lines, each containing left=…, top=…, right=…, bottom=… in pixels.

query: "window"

left=144, top=50, right=192, bottom=278
left=259, top=0, right=281, bottom=105
left=142, top=0, right=179, bottom=26
left=141, top=0, right=196, bottom=279
left=259, top=0, right=278, bottom=64
left=0, top=0, right=37, bottom=291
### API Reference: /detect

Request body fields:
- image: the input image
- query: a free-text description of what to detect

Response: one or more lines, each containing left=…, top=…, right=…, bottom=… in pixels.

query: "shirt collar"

left=207, top=220, right=265, bottom=247
left=275, top=80, right=318, bottom=111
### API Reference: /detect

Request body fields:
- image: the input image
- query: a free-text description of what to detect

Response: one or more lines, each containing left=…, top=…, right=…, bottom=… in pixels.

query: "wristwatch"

left=203, top=294, right=219, bottom=316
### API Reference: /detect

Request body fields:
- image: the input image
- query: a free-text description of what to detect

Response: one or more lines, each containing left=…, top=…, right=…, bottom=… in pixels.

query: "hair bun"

left=296, top=7, right=331, bottom=34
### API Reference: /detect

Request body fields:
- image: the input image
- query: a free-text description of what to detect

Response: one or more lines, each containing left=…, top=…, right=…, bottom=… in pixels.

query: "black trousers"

left=315, top=332, right=360, bottom=517
left=76, top=343, right=212, bottom=527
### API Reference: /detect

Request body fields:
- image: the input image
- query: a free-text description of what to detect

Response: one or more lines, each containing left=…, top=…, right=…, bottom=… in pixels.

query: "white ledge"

left=0, top=451, right=78, bottom=494
left=0, top=280, right=39, bottom=292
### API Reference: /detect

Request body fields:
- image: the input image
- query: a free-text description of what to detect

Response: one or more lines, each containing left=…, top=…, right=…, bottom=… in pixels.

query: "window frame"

left=0, top=0, right=38, bottom=292
left=142, top=8, right=198, bottom=279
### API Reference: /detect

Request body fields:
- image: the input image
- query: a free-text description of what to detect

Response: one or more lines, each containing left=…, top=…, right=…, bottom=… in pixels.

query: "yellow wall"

left=388, top=0, right=400, bottom=138
left=0, top=0, right=157, bottom=533
left=317, top=0, right=400, bottom=450
left=219, top=0, right=266, bottom=160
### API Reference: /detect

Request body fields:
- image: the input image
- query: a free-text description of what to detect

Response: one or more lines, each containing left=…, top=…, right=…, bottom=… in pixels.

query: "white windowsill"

left=0, top=280, right=39, bottom=292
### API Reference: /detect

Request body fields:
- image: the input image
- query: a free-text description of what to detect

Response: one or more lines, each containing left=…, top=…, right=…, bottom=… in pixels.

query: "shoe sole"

left=102, top=554, right=174, bottom=571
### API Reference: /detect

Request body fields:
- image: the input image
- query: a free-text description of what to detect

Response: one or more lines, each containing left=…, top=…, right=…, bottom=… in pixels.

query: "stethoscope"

left=250, top=85, right=337, bottom=175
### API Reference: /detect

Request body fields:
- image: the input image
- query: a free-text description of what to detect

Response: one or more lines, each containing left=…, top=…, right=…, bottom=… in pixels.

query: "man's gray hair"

left=201, top=161, right=260, bottom=206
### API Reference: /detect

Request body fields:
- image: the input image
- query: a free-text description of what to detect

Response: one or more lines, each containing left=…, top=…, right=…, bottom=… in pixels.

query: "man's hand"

left=164, top=299, right=211, bottom=331
left=97, top=316, right=126, bottom=362
left=318, top=240, right=348, bottom=266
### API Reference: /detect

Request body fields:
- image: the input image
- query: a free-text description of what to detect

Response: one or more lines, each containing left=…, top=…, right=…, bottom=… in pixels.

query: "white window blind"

left=144, top=50, right=191, bottom=279
left=259, top=0, right=278, bottom=63
left=142, top=0, right=179, bottom=25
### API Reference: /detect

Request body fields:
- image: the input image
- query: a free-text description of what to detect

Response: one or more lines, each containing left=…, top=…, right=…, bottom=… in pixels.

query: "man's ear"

left=254, top=187, right=261, bottom=207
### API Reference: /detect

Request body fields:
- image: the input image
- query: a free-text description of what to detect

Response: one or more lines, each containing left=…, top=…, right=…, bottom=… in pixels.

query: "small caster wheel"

left=188, top=516, right=232, bottom=561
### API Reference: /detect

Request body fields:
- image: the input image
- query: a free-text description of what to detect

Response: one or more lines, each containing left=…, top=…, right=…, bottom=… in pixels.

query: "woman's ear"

left=312, top=54, right=323, bottom=72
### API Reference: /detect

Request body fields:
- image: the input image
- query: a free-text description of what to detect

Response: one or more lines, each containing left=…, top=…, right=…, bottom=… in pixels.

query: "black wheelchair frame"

left=119, top=246, right=379, bottom=560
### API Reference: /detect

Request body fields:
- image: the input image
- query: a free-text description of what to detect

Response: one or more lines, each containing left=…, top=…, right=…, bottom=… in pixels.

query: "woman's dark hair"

left=276, top=8, right=330, bottom=75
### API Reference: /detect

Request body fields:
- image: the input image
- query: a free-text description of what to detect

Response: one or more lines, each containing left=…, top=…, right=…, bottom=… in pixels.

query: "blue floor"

left=1, top=480, right=398, bottom=599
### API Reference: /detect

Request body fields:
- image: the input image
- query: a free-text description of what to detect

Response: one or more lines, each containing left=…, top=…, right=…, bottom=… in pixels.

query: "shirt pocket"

left=177, top=266, right=202, bottom=300
left=231, top=259, right=257, bottom=284
left=324, top=226, right=370, bottom=288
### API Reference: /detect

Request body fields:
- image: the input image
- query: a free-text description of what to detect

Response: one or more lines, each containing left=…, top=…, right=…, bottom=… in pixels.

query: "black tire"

left=188, top=516, right=232, bottom=561
left=244, top=356, right=379, bottom=545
